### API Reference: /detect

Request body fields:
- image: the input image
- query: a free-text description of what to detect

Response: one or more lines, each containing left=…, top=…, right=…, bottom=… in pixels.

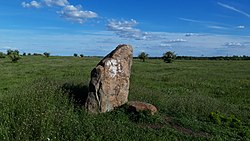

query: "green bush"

left=7, top=49, right=20, bottom=62
left=0, top=52, right=6, bottom=58
left=7, top=49, right=18, bottom=55
left=44, top=52, right=50, bottom=57
left=162, top=51, right=176, bottom=63
left=138, top=52, right=149, bottom=62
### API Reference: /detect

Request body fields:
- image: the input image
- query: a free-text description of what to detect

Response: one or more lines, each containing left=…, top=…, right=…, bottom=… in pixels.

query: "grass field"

left=0, top=56, right=250, bottom=140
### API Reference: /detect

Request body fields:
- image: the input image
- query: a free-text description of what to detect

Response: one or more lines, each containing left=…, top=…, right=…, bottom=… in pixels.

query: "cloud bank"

left=1, top=28, right=250, bottom=57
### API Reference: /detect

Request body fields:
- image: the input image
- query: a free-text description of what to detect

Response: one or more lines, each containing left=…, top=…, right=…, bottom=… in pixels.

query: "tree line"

left=1, top=49, right=249, bottom=63
left=0, top=49, right=86, bottom=63
left=137, top=51, right=250, bottom=62
left=0, top=49, right=51, bottom=63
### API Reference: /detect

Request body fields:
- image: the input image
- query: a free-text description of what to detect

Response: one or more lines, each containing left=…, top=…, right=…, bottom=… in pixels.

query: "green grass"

left=0, top=56, right=250, bottom=140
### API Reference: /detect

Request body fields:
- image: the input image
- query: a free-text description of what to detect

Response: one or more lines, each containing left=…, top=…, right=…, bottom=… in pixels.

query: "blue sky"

left=0, top=0, right=250, bottom=56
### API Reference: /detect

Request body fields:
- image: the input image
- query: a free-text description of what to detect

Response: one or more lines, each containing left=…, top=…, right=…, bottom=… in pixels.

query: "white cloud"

left=218, top=2, right=250, bottom=18
left=179, top=17, right=203, bottom=23
left=237, top=25, right=245, bottom=29
left=160, top=44, right=172, bottom=47
left=44, top=0, right=69, bottom=7
left=224, top=42, right=244, bottom=47
left=22, top=1, right=42, bottom=8
left=185, top=33, right=203, bottom=37
left=58, top=5, right=98, bottom=24
left=163, top=39, right=187, bottom=43
left=22, top=0, right=69, bottom=8
left=107, top=19, right=149, bottom=40
left=22, top=0, right=98, bottom=24
left=207, top=25, right=227, bottom=29
left=179, top=17, right=231, bottom=30
left=185, top=33, right=195, bottom=37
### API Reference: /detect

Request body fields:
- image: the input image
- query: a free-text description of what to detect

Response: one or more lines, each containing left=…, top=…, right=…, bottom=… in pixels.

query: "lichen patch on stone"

left=106, top=59, right=122, bottom=78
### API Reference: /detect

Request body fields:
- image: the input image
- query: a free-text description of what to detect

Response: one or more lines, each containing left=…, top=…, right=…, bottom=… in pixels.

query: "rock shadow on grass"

left=62, top=83, right=89, bottom=107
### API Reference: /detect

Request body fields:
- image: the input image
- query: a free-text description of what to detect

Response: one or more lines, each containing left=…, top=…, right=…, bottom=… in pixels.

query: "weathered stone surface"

left=127, top=101, right=158, bottom=115
left=85, top=44, right=133, bottom=113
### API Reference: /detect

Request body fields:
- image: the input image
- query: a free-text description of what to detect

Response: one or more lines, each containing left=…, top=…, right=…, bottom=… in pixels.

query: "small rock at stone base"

left=127, top=101, right=158, bottom=115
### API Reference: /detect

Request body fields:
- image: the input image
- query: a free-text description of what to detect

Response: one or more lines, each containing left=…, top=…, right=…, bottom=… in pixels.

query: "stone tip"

left=116, top=44, right=133, bottom=50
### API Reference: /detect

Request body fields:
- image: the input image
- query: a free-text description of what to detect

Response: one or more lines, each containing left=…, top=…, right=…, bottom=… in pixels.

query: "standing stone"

left=85, top=44, right=133, bottom=113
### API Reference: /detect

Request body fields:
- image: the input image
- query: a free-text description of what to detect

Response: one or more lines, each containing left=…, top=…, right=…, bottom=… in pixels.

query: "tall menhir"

left=85, top=44, right=133, bottom=113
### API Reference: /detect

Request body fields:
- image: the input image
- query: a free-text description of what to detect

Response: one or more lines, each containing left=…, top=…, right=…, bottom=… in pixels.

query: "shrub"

left=74, top=53, right=78, bottom=57
left=28, top=53, right=31, bottom=56
left=80, top=54, right=84, bottom=57
left=44, top=52, right=50, bottom=57
left=138, top=52, right=149, bottom=62
left=8, top=49, right=21, bottom=62
left=0, top=52, right=6, bottom=58
left=23, top=53, right=26, bottom=56
left=162, top=51, right=176, bottom=63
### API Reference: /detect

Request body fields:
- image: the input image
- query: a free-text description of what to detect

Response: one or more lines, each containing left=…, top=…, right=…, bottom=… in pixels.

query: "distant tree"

left=28, top=53, right=31, bottom=56
left=80, top=54, right=84, bottom=57
left=74, top=53, right=78, bottom=57
left=0, top=52, right=6, bottom=58
left=8, top=49, right=21, bottom=63
left=163, top=51, right=176, bottom=63
left=14, top=50, right=19, bottom=55
left=138, top=52, right=149, bottom=62
left=43, top=52, right=50, bottom=57
left=23, top=52, right=26, bottom=56
left=7, top=49, right=12, bottom=55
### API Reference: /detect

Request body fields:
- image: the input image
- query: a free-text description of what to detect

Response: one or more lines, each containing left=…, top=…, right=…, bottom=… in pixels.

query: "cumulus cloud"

left=237, top=25, right=245, bottom=29
left=22, top=1, right=42, bottom=8
left=22, top=0, right=69, bottom=8
left=224, top=42, right=244, bottom=47
left=58, top=5, right=98, bottom=24
left=22, top=0, right=98, bottom=24
left=44, top=0, right=69, bottom=7
left=218, top=2, right=250, bottom=18
left=107, top=19, right=149, bottom=40
left=163, top=39, right=187, bottom=43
